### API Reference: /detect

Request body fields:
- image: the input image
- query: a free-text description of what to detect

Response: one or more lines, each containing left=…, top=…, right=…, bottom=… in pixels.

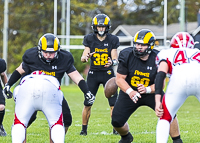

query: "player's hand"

left=129, top=90, right=141, bottom=103
left=155, top=100, right=163, bottom=118
left=104, top=57, right=112, bottom=68
left=84, top=91, right=95, bottom=105
left=85, top=52, right=95, bottom=62
left=137, top=84, right=146, bottom=94
left=3, top=83, right=13, bottom=99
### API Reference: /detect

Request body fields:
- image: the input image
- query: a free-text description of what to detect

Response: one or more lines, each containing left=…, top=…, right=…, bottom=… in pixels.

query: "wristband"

left=126, top=87, right=133, bottom=95
left=146, top=86, right=151, bottom=93
left=112, top=59, right=118, bottom=66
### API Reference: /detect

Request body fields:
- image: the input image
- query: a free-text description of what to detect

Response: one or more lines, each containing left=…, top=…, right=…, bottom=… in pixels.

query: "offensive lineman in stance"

left=3, top=33, right=95, bottom=142
left=12, top=71, right=65, bottom=143
left=111, top=29, right=182, bottom=143
left=80, top=14, right=119, bottom=135
left=155, top=32, right=199, bottom=142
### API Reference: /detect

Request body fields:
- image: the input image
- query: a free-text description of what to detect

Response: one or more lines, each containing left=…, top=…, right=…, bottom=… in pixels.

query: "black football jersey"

left=83, top=33, right=120, bottom=71
left=0, top=58, right=6, bottom=90
left=117, top=47, right=158, bottom=91
left=22, top=47, right=76, bottom=83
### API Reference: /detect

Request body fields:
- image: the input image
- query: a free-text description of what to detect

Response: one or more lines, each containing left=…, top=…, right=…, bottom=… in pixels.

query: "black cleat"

left=80, top=130, right=87, bottom=136
left=173, top=139, right=183, bottom=143
left=113, top=128, right=119, bottom=135
left=0, top=125, right=7, bottom=136
left=119, top=132, right=133, bottom=143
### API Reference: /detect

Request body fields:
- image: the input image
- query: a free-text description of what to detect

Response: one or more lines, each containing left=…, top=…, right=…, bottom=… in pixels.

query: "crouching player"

left=11, top=71, right=65, bottom=143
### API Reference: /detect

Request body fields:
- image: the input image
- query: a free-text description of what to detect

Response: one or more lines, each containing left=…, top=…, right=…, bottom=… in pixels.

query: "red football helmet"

left=170, top=32, right=195, bottom=49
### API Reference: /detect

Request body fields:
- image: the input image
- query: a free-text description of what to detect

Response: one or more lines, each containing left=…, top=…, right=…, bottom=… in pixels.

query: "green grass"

left=1, top=84, right=200, bottom=142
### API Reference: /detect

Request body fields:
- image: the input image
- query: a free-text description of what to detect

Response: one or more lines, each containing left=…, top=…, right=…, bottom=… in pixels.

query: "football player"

left=12, top=71, right=65, bottom=143
left=0, top=58, right=8, bottom=136
left=111, top=29, right=183, bottom=143
left=155, top=32, right=199, bottom=142
left=3, top=33, right=95, bottom=142
left=80, top=14, right=120, bottom=135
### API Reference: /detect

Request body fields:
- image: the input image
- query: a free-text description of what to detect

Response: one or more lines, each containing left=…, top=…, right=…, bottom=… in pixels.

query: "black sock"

left=82, top=125, right=88, bottom=131
left=172, top=135, right=181, bottom=140
left=121, top=132, right=130, bottom=139
left=0, top=109, right=5, bottom=125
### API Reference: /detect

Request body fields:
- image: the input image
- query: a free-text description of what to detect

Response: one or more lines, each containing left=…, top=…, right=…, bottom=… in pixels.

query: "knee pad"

left=111, top=118, right=124, bottom=128
left=12, top=124, right=26, bottom=143
left=51, top=125, right=65, bottom=143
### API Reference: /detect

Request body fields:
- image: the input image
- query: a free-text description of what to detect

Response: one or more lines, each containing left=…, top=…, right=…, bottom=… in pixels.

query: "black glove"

left=84, top=91, right=95, bottom=105
left=3, top=83, right=13, bottom=99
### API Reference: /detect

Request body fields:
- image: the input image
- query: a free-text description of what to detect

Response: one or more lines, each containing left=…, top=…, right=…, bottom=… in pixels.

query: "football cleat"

left=119, top=132, right=133, bottom=143
left=80, top=130, right=87, bottom=136
left=0, top=125, right=7, bottom=136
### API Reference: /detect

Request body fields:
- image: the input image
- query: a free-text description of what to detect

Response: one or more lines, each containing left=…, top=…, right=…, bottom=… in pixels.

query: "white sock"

left=51, top=125, right=65, bottom=143
left=12, top=124, right=26, bottom=143
left=156, top=119, right=170, bottom=143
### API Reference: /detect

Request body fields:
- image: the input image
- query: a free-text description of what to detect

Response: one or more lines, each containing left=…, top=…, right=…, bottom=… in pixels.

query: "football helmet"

left=133, top=29, right=156, bottom=58
left=38, top=33, right=60, bottom=63
left=91, top=14, right=111, bottom=37
left=170, top=32, right=195, bottom=49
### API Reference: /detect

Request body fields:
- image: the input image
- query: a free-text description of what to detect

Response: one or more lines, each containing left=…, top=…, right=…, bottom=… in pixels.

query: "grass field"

left=1, top=84, right=200, bottom=143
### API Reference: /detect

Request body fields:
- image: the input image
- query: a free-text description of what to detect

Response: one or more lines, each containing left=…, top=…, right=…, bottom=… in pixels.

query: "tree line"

left=0, top=0, right=199, bottom=74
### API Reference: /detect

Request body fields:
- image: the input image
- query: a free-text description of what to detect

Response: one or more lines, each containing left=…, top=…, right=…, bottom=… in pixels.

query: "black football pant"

left=84, top=69, right=117, bottom=106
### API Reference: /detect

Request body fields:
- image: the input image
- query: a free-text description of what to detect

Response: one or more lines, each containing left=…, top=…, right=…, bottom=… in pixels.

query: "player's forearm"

left=7, top=70, right=22, bottom=87
left=0, top=72, right=8, bottom=86
left=81, top=56, right=87, bottom=63
left=155, top=94, right=162, bottom=103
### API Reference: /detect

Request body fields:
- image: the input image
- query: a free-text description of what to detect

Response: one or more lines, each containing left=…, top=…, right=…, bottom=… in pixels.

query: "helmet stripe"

left=143, top=32, right=154, bottom=44
left=93, top=17, right=98, bottom=25
left=54, top=37, right=59, bottom=51
left=104, top=17, right=110, bottom=25
left=41, top=36, right=47, bottom=50
left=133, top=32, right=139, bottom=42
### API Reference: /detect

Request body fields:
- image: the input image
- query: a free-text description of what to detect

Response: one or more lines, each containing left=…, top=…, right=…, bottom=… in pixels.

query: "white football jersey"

left=156, top=48, right=200, bottom=75
left=20, top=74, right=60, bottom=89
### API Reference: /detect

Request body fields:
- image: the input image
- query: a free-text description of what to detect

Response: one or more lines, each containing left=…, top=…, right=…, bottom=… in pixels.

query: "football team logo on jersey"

left=89, top=71, right=93, bottom=74
left=147, top=66, right=152, bottom=70
left=104, top=43, right=108, bottom=46
left=107, top=70, right=112, bottom=75
left=52, top=66, right=57, bottom=69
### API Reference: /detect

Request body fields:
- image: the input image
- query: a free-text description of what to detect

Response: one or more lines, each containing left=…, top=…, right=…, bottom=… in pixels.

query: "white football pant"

left=156, top=63, right=200, bottom=143
left=12, top=75, right=64, bottom=143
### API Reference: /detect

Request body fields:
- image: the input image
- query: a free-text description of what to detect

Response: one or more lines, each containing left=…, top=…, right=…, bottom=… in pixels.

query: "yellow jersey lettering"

left=95, top=48, right=108, bottom=53
left=134, top=70, right=149, bottom=77
left=41, top=70, right=55, bottom=76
